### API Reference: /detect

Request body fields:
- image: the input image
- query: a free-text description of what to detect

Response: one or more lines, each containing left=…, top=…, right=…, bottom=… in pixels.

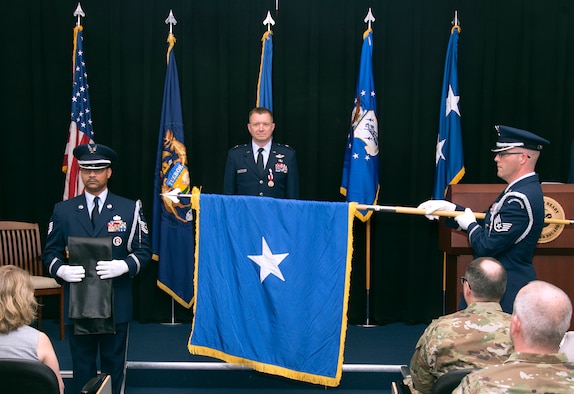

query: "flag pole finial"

left=165, top=10, right=177, bottom=64
left=364, top=8, right=375, bottom=30
left=165, top=9, right=177, bottom=35
left=263, top=11, right=275, bottom=32
left=73, top=2, right=85, bottom=27
left=451, top=10, right=461, bottom=33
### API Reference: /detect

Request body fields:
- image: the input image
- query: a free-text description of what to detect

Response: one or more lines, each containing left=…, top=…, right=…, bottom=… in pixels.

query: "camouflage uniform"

left=454, top=352, right=574, bottom=393
left=408, top=302, right=513, bottom=394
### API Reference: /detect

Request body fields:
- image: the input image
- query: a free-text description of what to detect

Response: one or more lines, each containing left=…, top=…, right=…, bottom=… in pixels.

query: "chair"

left=390, top=365, right=412, bottom=394
left=0, top=358, right=60, bottom=394
left=0, top=221, right=65, bottom=339
left=559, top=331, right=574, bottom=361
left=431, top=368, right=476, bottom=394
left=81, top=374, right=112, bottom=394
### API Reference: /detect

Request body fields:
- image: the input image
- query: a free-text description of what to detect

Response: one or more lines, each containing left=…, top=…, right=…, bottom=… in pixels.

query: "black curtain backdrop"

left=1, top=0, right=572, bottom=324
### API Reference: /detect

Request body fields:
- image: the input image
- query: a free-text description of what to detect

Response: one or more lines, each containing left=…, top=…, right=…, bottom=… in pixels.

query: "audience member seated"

left=0, top=265, right=65, bottom=394
left=407, top=257, right=513, bottom=393
left=454, top=280, right=574, bottom=393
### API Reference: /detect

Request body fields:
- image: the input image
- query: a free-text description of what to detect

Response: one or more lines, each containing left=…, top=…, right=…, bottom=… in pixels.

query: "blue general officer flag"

left=188, top=190, right=356, bottom=387
left=340, top=28, right=380, bottom=222
left=152, top=33, right=194, bottom=308
left=256, top=30, right=273, bottom=111
left=432, top=25, right=465, bottom=199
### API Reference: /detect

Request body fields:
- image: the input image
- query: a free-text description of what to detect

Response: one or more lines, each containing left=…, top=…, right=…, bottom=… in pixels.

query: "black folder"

left=68, top=236, right=115, bottom=334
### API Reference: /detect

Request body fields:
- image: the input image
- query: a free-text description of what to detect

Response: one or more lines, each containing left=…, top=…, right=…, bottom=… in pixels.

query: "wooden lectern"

left=439, top=184, right=574, bottom=322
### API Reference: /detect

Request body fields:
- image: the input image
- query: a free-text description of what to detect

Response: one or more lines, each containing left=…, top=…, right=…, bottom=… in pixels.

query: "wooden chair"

left=0, top=221, right=65, bottom=339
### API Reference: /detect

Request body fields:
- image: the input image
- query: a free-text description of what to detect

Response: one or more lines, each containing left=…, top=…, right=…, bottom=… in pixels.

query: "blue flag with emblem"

left=340, top=28, right=379, bottom=222
left=256, top=29, right=273, bottom=111
left=152, top=33, right=194, bottom=308
left=188, top=190, right=355, bottom=387
left=432, top=24, right=465, bottom=199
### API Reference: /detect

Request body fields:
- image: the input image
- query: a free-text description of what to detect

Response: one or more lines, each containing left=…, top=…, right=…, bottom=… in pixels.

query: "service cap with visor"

left=73, top=143, right=118, bottom=169
left=491, top=125, right=550, bottom=153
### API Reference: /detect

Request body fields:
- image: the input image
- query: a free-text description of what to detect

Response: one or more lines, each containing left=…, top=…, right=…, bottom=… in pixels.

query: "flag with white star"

left=188, top=191, right=356, bottom=387
left=340, top=28, right=379, bottom=222
left=256, top=30, right=273, bottom=111
left=432, top=25, right=465, bottom=199
left=62, top=25, right=95, bottom=200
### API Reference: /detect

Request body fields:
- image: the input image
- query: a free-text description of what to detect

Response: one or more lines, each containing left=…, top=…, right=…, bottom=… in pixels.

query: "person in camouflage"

left=454, top=280, right=574, bottom=394
left=407, top=257, right=513, bottom=394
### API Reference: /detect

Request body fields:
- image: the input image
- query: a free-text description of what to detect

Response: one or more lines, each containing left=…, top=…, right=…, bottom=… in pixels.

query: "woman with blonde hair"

left=0, top=265, right=64, bottom=394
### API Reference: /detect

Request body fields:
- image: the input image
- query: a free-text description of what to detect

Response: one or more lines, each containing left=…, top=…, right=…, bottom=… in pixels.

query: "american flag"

left=62, top=25, right=94, bottom=200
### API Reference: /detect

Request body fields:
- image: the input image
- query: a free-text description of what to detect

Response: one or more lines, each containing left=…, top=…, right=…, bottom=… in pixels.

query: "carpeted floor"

left=41, top=319, right=426, bottom=393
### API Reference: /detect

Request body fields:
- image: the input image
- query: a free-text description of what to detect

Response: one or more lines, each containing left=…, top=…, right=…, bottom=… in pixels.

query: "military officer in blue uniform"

left=419, top=125, right=550, bottom=313
left=43, top=143, right=151, bottom=394
left=223, top=107, right=299, bottom=199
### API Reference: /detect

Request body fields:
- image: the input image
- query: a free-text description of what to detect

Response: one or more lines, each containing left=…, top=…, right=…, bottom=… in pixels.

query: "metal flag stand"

left=161, top=297, right=182, bottom=326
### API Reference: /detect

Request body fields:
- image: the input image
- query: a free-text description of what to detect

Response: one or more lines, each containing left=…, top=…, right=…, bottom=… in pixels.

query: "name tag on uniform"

left=237, top=168, right=247, bottom=174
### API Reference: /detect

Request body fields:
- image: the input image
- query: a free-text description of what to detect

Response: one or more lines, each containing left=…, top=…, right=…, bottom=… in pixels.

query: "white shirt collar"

left=85, top=189, right=109, bottom=211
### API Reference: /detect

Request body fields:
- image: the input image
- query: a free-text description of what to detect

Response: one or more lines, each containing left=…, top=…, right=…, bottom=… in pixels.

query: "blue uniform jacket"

left=43, top=192, right=151, bottom=324
left=223, top=142, right=299, bottom=199
left=447, top=174, right=544, bottom=312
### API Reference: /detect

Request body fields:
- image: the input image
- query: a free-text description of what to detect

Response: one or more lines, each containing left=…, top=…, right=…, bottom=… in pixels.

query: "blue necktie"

left=91, top=197, right=100, bottom=228
left=257, top=147, right=264, bottom=175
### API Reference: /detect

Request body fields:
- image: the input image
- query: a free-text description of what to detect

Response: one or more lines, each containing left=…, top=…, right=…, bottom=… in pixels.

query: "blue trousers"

left=66, top=322, right=129, bottom=394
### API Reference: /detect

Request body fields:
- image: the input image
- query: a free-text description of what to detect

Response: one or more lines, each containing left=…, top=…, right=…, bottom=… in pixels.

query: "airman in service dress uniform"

left=43, top=143, right=151, bottom=394
left=419, top=125, right=550, bottom=313
left=223, top=107, right=299, bottom=199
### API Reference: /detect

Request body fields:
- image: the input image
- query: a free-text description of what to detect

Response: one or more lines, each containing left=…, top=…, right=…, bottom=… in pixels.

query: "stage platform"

left=42, top=319, right=426, bottom=393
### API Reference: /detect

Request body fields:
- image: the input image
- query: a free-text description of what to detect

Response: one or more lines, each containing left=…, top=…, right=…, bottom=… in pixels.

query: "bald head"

left=464, top=257, right=507, bottom=302
left=513, top=281, right=572, bottom=351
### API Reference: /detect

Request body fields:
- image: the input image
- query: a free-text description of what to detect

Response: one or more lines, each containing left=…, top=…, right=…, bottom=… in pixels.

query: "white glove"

left=56, top=265, right=85, bottom=283
left=417, top=200, right=456, bottom=220
left=96, top=260, right=129, bottom=280
left=455, top=208, right=477, bottom=231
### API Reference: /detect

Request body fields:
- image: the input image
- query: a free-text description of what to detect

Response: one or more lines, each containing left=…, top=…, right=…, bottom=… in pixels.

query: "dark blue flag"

left=188, top=191, right=355, bottom=386
left=340, top=29, right=380, bottom=222
left=432, top=25, right=465, bottom=199
left=256, top=30, right=273, bottom=111
left=152, top=34, right=194, bottom=307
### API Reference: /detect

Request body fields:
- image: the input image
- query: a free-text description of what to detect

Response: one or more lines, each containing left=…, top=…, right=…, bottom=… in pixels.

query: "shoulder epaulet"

left=276, top=143, right=295, bottom=151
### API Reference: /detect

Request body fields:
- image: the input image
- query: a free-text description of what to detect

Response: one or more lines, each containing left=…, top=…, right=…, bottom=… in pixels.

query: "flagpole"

left=355, top=203, right=574, bottom=225
left=358, top=218, right=378, bottom=327
left=157, top=10, right=184, bottom=326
